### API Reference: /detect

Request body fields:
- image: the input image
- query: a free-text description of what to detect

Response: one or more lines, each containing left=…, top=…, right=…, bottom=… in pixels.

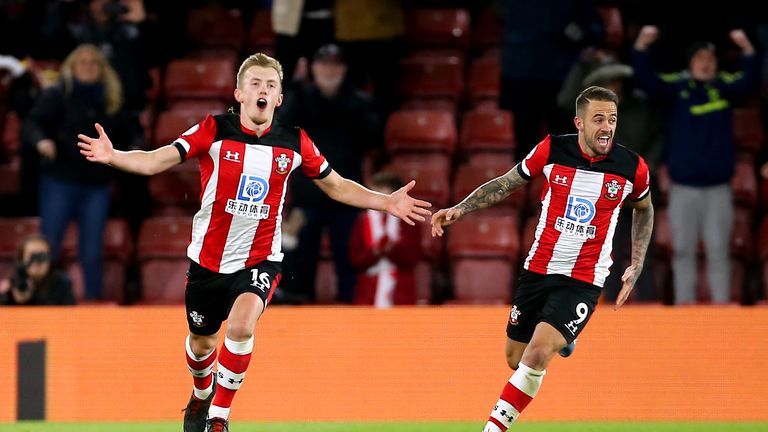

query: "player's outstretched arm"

left=314, top=170, right=432, bottom=226
left=78, top=123, right=181, bottom=176
left=615, top=194, right=654, bottom=310
left=431, top=163, right=528, bottom=237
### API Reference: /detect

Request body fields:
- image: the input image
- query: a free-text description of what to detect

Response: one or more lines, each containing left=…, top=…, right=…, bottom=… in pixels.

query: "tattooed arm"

left=615, top=193, right=654, bottom=310
left=431, top=163, right=529, bottom=237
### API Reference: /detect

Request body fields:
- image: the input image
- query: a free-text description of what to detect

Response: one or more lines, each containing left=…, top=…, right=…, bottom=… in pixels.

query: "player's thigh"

left=227, top=260, right=282, bottom=321
left=185, top=261, right=231, bottom=336
left=539, top=278, right=602, bottom=344
left=506, top=269, right=550, bottom=344
left=505, top=338, right=528, bottom=370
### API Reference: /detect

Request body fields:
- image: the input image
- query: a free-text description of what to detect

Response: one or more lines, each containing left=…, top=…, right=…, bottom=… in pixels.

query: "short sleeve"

left=628, top=156, right=651, bottom=202
left=299, top=129, right=332, bottom=179
left=517, top=135, right=551, bottom=180
left=172, top=114, right=217, bottom=161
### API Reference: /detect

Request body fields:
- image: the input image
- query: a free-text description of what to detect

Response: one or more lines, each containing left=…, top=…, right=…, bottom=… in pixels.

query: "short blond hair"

left=237, top=53, right=284, bottom=89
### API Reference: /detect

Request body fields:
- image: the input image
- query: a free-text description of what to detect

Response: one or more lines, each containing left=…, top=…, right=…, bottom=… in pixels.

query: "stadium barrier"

left=1, top=305, right=767, bottom=422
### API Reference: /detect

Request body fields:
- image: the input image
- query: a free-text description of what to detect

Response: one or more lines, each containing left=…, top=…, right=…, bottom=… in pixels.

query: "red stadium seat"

left=446, top=213, right=521, bottom=262
left=1, top=110, right=20, bottom=161
left=247, top=8, right=275, bottom=52
left=449, top=259, right=513, bottom=304
left=152, top=109, right=202, bottom=148
left=383, top=154, right=452, bottom=208
left=597, top=7, right=624, bottom=49
left=471, top=5, right=503, bottom=51
left=452, top=163, right=524, bottom=208
left=732, top=107, right=765, bottom=154
left=414, top=260, right=433, bottom=304
left=466, top=152, right=515, bottom=168
left=0, top=217, right=40, bottom=278
left=0, top=158, right=20, bottom=195
left=61, top=219, right=133, bottom=303
left=186, top=5, right=245, bottom=50
left=400, top=97, right=458, bottom=114
left=526, top=176, right=545, bottom=214
left=148, top=162, right=201, bottom=215
left=137, top=216, right=193, bottom=304
left=399, top=55, right=465, bottom=102
left=459, top=109, right=514, bottom=154
left=731, top=159, right=758, bottom=208
left=164, top=57, right=237, bottom=106
left=385, top=110, right=458, bottom=156
left=404, top=8, right=471, bottom=50
left=467, top=55, right=500, bottom=106
left=730, top=207, right=754, bottom=259
left=759, top=215, right=768, bottom=261
left=314, top=259, right=337, bottom=304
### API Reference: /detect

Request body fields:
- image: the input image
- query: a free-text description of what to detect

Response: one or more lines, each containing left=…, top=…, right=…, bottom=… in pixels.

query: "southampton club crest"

left=508, top=305, right=521, bottom=325
left=603, top=179, right=622, bottom=201
left=275, top=153, right=291, bottom=175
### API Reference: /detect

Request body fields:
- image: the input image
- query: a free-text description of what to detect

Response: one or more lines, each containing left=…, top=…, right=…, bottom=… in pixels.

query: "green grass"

left=2, top=422, right=768, bottom=432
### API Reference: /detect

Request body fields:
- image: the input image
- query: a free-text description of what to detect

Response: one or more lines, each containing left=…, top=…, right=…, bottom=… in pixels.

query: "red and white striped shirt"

left=173, top=114, right=331, bottom=273
left=518, top=134, right=650, bottom=287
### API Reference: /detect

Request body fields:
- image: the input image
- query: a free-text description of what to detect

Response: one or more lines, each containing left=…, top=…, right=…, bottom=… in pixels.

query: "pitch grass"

left=3, top=422, right=768, bottom=432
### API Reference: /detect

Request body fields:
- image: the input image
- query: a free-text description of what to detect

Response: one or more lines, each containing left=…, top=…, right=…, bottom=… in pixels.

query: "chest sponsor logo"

left=603, top=179, right=622, bottom=201
left=555, top=196, right=597, bottom=239
left=226, top=174, right=271, bottom=219
left=274, top=153, right=291, bottom=175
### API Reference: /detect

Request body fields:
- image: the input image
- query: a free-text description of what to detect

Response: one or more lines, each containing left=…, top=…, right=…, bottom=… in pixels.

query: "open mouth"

left=256, top=98, right=268, bottom=109
left=597, top=135, right=610, bottom=146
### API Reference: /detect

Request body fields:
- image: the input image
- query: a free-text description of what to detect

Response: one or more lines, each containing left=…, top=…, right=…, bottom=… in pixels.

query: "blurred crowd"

left=1, top=0, right=767, bottom=306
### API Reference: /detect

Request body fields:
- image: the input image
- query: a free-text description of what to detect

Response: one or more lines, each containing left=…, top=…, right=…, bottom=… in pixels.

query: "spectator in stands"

left=0, top=234, right=75, bottom=306
left=21, top=43, right=144, bottom=301
left=39, top=0, right=159, bottom=112
left=632, top=25, right=759, bottom=304
left=279, top=43, right=383, bottom=303
left=349, top=171, right=421, bottom=307
left=272, top=0, right=336, bottom=86
left=498, top=0, right=605, bottom=162
left=334, top=0, right=404, bottom=118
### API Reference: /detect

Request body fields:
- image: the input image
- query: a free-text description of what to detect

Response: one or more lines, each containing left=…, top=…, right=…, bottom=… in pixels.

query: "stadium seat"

left=152, top=109, right=206, bottom=149
left=314, top=259, right=337, bottom=304
left=137, top=216, right=192, bottom=304
left=0, top=158, right=20, bottom=195
left=467, top=55, right=500, bottom=106
left=0, top=217, right=40, bottom=278
left=466, top=152, right=515, bottom=168
left=732, top=107, right=765, bottom=154
left=385, top=110, right=458, bottom=156
left=399, top=55, right=465, bottom=102
left=731, top=159, right=758, bottom=208
left=731, top=207, right=754, bottom=259
left=404, top=8, right=471, bottom=50
left=148, top=162, right=201, bottom=215
left=449, top=259, right=513, bottom=304
left=446, top=213, right=521, bottom=263
left=414, top=260, right=433, bottom=305
left=186, top=5, right=245, bottom=51
left=459, top=109, right=514, bottom=154
left=400, top=97, right=458, bottom=114
left=471, top=5, right=503, bottom=51
left=526, top=176, right=545, bottom=214
left=61, top=219, right=133, bottom=303
left=597, top=7, right=624, bottom=49
left=247, top=8, right=275, bottom=52
left=1, top=110, right=20, bottom=161
left=383, top=154, right=452, bottom=208
left=164, top=57, right=236, bottom=106
left=452, top=163, right=524, bottom=208
left=760, top=215, right=768, bottom=262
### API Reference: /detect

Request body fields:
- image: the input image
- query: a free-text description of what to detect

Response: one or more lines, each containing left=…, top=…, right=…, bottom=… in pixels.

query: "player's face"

left=235, top=65, right=283, bottom=126
left=575, top=100, right=617, bottom=156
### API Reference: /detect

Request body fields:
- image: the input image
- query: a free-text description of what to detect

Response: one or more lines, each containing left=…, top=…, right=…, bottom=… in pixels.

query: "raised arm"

left=314, top=169, right=432, bottom=226
left=615, top=193, right=654, bottom=310
left=78, top=123, right=181, bottom=175
left=431, top=163, right=529, bottom=237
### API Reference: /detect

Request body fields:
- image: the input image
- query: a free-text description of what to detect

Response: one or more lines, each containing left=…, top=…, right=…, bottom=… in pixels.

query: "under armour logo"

left=553, top=174, right=568, bottom=185
left=224, top=150, right=241, bottom=162
left=227, top=377, right=244, bottom=385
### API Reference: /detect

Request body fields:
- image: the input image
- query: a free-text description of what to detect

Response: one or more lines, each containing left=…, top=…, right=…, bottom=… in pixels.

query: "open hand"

left=615, top=265, right=641, bottom=310
left=386, top=180, right=432, bottom=226
left=77, top=123, right=115, bottom=165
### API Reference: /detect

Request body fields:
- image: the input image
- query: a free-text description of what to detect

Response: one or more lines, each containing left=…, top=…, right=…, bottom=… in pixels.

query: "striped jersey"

left=518, top=134, right=650, bottom=287
left=173, top=114, right=331, bottom=273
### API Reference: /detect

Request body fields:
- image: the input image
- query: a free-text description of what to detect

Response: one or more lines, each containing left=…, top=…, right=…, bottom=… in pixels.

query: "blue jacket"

left=631, top=49, right=758, bottom=186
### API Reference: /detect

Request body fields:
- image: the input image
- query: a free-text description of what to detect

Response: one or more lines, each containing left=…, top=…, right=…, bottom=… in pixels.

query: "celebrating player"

left=431, top=86, right=654, bottom=432
left=78, top=53, right=431, bottom=432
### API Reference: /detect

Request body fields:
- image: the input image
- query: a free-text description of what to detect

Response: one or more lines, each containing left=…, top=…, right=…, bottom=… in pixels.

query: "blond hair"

left=237, top=53, right=284, bottom=89
left=60, top=44, right=123, bottom=115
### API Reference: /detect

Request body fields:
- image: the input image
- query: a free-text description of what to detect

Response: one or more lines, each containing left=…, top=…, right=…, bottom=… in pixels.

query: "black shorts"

left=184, top=259, right=282, bottom=336
left=506, top=269, right=602, bottom=344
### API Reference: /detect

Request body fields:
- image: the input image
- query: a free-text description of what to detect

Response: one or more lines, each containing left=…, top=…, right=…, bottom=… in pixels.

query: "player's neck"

left=240, top=115, right=272, bottom=137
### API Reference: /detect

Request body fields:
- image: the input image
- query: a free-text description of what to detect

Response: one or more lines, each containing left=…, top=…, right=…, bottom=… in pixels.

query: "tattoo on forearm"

left=631, top=204, right=654, bottom=268
left=456, top=164, right=528, bottom=215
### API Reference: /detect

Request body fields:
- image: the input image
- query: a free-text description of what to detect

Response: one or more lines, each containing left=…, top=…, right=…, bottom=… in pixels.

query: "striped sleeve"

left=517, top=135, right=551, bottom=180
left=628, top=156, right=650, bottom=201
left=298, top=129, right=331, bottom=179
